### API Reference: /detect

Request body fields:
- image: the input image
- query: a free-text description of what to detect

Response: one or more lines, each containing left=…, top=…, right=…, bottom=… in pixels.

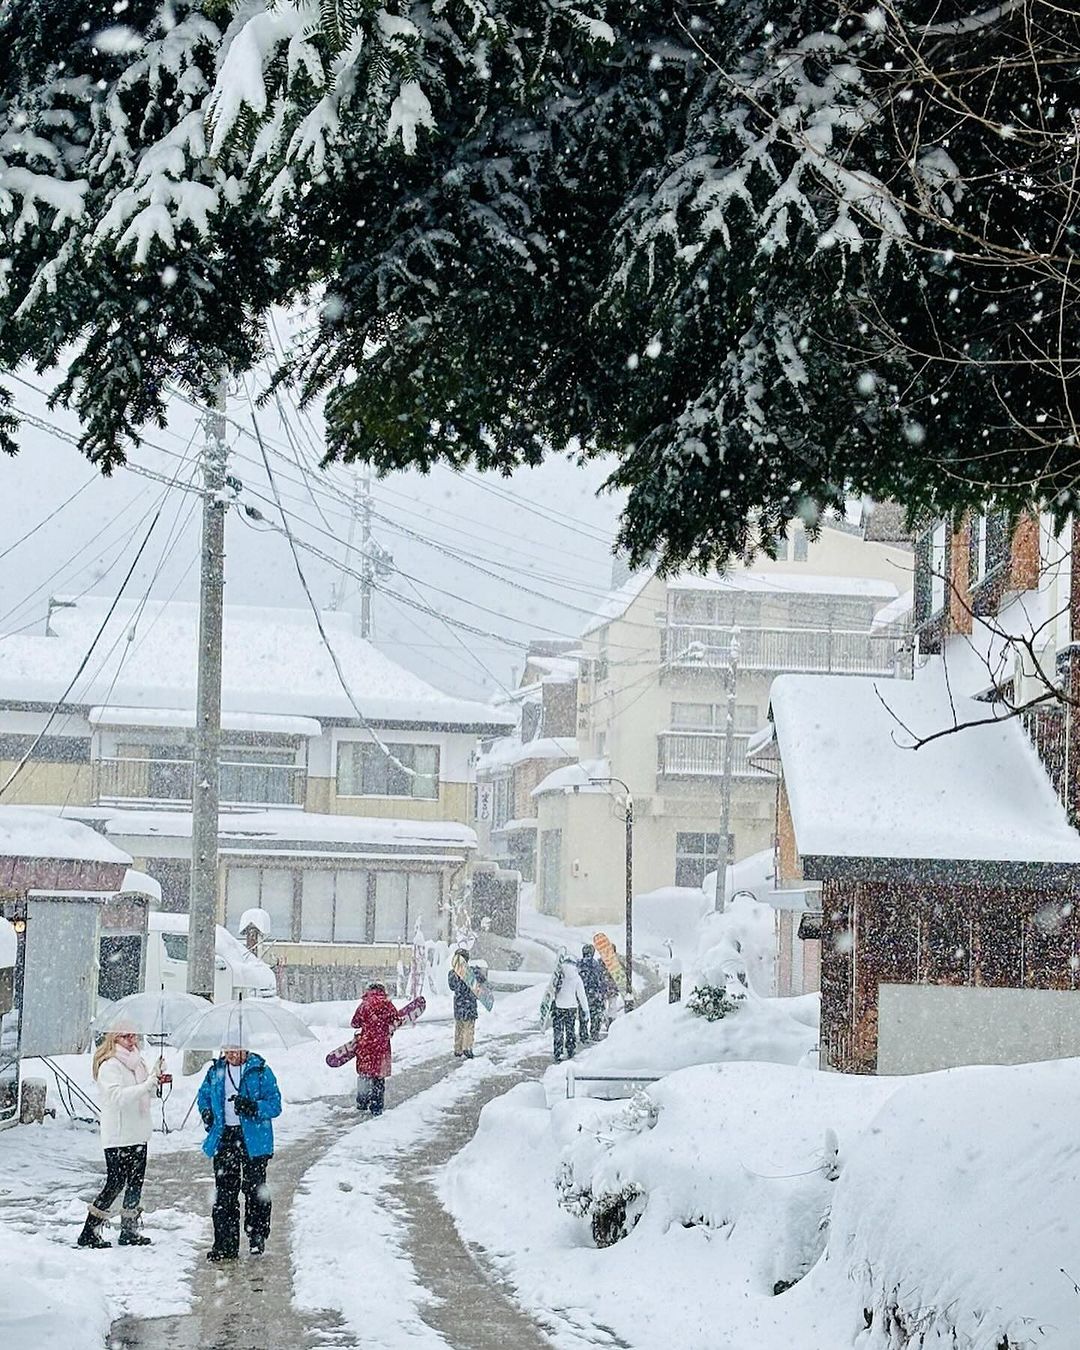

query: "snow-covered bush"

left=686, top=982, right=744, bottom=1022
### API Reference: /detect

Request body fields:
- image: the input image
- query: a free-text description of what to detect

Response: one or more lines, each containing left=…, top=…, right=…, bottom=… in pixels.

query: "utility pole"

left=188, top=376, right=227, bottom=1008
left=589, top=775, right=635, bottom=1011
left=714, top=630, right=740, bottom=913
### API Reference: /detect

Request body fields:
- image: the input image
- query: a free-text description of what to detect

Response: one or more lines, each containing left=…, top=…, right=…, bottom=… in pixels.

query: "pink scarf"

left=113, top=1044, right=148, bottom=1082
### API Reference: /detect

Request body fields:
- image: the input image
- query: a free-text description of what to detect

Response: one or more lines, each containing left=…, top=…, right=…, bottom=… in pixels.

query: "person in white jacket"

left=551, top=955, right=590, bottom=1063
left=77, top=1030, right=162, bottom=1249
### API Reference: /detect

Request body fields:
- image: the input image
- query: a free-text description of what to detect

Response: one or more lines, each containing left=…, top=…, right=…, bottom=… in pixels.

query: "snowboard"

left=538, top=947, right=568, bottom=1029
left=593, top=932, right=627, bottom=992
left=451, top=955, right=494, bottom=1012
left=325, top=995, right=427, bottom=1068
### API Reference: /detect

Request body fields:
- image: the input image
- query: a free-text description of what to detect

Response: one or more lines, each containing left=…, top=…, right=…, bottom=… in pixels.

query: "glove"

left=200, top=1109, right=214, bottom=1129
left=233, top=1094, right=258, bottom=1120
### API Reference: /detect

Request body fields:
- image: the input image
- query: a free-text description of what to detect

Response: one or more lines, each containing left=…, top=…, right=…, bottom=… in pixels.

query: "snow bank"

left=0, top=1229, right=111, bottom=1350
left=815, top=1057, right=1080, bottom=1349
left=582, top=985, right=817, bottom=1083
left=444, top=1055, right=1080, bottom=1350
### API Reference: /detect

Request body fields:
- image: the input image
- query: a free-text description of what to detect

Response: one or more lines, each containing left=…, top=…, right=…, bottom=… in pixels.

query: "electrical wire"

left=0, top=471, right=100, bottom=564
left=0, top=504, right=166, bottom=798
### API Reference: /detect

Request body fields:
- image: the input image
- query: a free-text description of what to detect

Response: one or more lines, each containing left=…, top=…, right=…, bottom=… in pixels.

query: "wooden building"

left=769, top=672, right=1080, bottom=1074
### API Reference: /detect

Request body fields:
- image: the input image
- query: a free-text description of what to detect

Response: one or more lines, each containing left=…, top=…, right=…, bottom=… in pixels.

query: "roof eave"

left=802, top=853, right=1080, bottom=889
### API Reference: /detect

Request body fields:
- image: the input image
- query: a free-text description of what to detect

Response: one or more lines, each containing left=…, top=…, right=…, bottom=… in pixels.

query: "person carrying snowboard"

left=552, top=954, right=589, bottom=1063
left=448, top=947, right=481, bottom=1058
left=350, top=983, right=425, bottom=1115
left=578, top=944, right=609, bottom=1043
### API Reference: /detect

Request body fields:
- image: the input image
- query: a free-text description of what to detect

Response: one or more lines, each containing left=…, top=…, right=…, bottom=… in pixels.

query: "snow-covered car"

left=144, top=913, right=277, bottom=1002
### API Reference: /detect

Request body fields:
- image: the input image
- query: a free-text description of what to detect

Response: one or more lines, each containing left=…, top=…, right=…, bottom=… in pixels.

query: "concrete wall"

left=306, top=778, right=469, bottom=822
left=0, top=759, right=90, bottom=806
left=877, top=983, right=1080, bottom=1074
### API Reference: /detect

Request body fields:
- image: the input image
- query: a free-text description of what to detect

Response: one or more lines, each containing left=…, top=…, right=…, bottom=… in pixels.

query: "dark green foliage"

left=686, top=983, right=742, bottom=1022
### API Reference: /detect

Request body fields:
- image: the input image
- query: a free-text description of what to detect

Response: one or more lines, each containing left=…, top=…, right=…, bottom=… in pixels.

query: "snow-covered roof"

left=770, top=672, right=1080, bottom=867
left=580, top=572, right=655, bottom=637
left=492, top=817, right=538, bottom=835
left=668, top=572, right=897, bottom=599
left=871, top=590, right=913, bottom=632
left=103, top=809, right=477, bottom=852
left=531, top=656, right=580, bottom=683
left=89, top=707, right=322, bottom=738
left=0, top=807, right=131, bottom=866
left=532, top=757, right=610, bottom=797
left=120, top=868, right=162, bottom=902
left=0, top=597, right=511, bottom=731
left=476, top=736, right=578, bottom=774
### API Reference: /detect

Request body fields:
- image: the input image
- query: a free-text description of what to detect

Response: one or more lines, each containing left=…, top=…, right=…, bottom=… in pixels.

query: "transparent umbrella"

left=171, top=999, right=315, bottom=1053
left=92, top=991, right=213, bottom=1043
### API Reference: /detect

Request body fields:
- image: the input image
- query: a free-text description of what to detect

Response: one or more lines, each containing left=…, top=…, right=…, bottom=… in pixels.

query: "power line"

left=250, top=414, right=428, bottom=777
left=0, top=471, right=99, bottom=564
left=0, top=505, right=166, bottom=798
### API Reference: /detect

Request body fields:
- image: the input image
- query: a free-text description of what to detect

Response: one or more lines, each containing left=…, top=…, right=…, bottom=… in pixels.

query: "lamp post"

left=589, top=775, right=635, bottom=1011
left=715, top=630, right=740, bottom=913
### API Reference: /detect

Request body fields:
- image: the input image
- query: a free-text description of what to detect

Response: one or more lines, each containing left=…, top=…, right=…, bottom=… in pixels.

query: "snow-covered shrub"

left=555, top=1091, right=658, bottom=1247
left=686, top=982, right=744, bottom=1022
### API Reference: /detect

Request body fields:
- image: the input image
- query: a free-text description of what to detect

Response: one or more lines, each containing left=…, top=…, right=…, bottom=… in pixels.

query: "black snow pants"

left=212, top=1127, right=271, bottom=1256
left=552, top=1008, right=578, bottom=1062
left=90, top=1144, right=147, bottom=1221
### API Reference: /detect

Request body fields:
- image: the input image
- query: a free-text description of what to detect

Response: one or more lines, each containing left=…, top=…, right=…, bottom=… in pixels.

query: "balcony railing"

left=92, top=756, right=306, bottom=808
left=662, top=624, right=908, bottom=676
left=657, top=731, right=769, bottom=779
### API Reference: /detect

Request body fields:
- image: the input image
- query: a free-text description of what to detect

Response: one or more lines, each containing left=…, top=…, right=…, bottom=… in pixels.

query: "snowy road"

left=106, top=1028, right=566, bottom=1350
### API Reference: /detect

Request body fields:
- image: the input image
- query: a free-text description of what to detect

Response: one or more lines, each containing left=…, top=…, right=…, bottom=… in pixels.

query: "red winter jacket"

left=350, top=988, right=408, bottom=1078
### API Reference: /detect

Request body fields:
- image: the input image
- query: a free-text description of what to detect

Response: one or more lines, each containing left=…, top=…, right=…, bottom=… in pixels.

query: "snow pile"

left=694, top=890, right=778, bottom=996
left=443, top=1057, right=1080, bottom=1349
left=0, top=806, right=130, bottom=865
left=0, top=1228, right=112, bottom=1350
left=588, top=984, right=817, bottom=1081
left=814, top=1057, right=1080, bottom=1349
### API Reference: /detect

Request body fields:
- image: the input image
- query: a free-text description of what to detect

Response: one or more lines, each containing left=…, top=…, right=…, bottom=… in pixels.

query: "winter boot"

left=119, top=1209, right=151, bottom=1246
left=77, top=1209, right=112, bottom=1249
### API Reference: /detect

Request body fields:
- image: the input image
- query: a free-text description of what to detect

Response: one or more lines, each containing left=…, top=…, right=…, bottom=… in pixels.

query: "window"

left=336, top=742, right=440, bottom=799
left=793, top=530, right=809, bottom=562
left=930, top=521, right=947, bottom=615
left=670, top=703, right=759, bottom=732
left=219, top=746, right=298, bottom=806
left=674, top=831, right=728, bottom=888
left=161, top=932, right=188, bottom=962
left=224, top=867, right=294, bottom=939
left=298, top=869, right=438, bottom=944
left=772, top=535, right=789, bottom=561
left=970, top=511, right=1010, bottom=586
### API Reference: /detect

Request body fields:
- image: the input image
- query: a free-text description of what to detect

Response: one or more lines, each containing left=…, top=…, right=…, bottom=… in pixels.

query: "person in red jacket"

left=350, top=983, right=424, bottom=1116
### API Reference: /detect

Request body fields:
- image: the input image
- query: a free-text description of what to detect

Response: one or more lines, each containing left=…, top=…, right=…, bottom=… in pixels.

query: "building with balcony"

left=532, top=520, right=914, bottom=926
left=0, top=596, right=512, bottom=996
left=473, top=642, right=580, bottom=882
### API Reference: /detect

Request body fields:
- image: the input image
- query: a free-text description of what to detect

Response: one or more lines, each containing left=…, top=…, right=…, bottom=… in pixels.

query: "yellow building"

left=535, top=521, right=913, bottom=927
left=0, top=596, right=511, bottom=996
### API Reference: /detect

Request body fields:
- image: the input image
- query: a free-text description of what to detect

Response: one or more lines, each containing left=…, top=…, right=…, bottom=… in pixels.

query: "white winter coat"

left=553, top=961, right=589, bottom=1012
left=97, top=1055, right=159, bottom=1149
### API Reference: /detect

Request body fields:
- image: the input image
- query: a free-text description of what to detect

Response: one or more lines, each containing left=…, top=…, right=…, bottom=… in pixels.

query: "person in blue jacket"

left=196, top=1046, right=282, bottom=1262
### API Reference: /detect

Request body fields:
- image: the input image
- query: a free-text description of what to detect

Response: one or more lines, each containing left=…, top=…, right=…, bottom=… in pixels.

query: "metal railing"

left=662, top=624, right=907, bottom=676
left=657, top=731, right=769, bottom=779
left=92, top=756, right=306, bottom=807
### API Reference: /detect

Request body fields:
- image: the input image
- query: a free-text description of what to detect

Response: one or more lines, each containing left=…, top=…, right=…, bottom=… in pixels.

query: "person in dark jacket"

left=578, top=945, right=609, bottom=1042
left=197, top=1047, right=282, bottom=1262
left=448, top=948, right=479, bottom=1058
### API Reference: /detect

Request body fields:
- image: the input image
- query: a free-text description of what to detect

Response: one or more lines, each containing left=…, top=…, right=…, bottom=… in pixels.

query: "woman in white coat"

left=551, top=955, right=590, bottom=1063
left=77, top=1030, right=162, bottom=1249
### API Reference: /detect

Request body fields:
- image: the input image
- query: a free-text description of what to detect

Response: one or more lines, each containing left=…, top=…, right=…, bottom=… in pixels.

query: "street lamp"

left=589, top=775, right=635, bottom=1011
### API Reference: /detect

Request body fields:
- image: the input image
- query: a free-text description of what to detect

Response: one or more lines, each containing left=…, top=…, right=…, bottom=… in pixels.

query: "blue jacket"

left=197, top=1053, right=281, bottom=1159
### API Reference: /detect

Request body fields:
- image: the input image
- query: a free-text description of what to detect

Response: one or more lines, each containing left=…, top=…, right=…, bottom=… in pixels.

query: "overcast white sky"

left=1, top=362, right=626, bottom=703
